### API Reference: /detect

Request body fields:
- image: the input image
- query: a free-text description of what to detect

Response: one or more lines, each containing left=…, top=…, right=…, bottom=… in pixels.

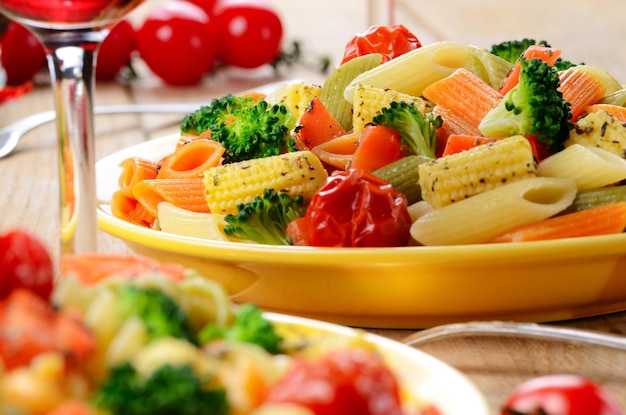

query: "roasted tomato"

left=287, top=169, right=411, bottom=247
left=340, top=24, right=421, bottom=65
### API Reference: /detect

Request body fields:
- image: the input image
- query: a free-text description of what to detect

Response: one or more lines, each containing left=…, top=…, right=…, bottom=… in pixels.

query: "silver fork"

left=403, top=321, right=626, bottom=350
left=0, top=102, right=210, bottom=158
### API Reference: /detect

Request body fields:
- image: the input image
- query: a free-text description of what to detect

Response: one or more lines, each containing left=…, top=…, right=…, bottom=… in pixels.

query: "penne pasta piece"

left=568, top=185, right=626, bottom=212
left=407, top=200, right=433, bottom=222
left=490, top=202, right=626, bottom=243
left=110, top=190, right=156, bottom=227
left=536, top=144, right=626, bottom=190
left=343, top=41, right=473, bottom=102
left=431, top=105, right=482, bottom=142
left=157, top=201, right=231, bottom=241
left=410, top=177, right=577, bottom=246
left=419, top=135, right=537, bottom=209
left=118, top=157, right=158, bottom=198
left=558, top=66, right=606, bottom=121
left=133, top=178, right=210, bottom=218
left=157, top=138, right=225, bottom=179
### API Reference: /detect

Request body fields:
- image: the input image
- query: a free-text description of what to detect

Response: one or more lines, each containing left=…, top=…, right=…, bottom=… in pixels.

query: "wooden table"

left=2, top=0, right=626, bottom=411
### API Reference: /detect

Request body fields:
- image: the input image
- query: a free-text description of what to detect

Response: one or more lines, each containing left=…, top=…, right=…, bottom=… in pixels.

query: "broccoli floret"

left=117, top=285, right=197, bottom=345
left=372, top=101, right=443, bottom=159
left=478, top=57, right=573, bottom=153
left=180, top=94, right=258, bottom=136
left=93, top=363, right=228, bottom=415
left=223, top=188, right=305, bottom=245
left=211, top=100, right=297, bottom=163
left=490, top=38, right=550, bottom=64
left=199, top=303, right=283, bottom=354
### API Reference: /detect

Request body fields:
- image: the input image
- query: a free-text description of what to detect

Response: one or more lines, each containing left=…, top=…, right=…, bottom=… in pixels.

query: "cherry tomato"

left=287, top=169, right=412, bottom=247
left=0, top=22, right=46, bottom=86
left=185, top=0, right=219, bottom=16
left=340, top=24, right=421, bottom=65
left=96, top=19, right=136, bottom=81
left=136, top=0, right=218, bottom=85
left=265, top=348, right=405, bottom=415
left=501, top=374, right=624, bottom=415
left=212, top=0, right=283, bottom=68
left=0, top=229, right=54, bottom=301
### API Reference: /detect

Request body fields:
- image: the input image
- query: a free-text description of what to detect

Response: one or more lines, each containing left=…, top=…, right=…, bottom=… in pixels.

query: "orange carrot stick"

left=583, top=104, right=626, bottom=122
left=132, top=177, right=210, bottom=217
left=350, top=125, right=403, bottom=171
left=423, top=68, right=502, bottom=131
left=490, top=202, right=626, bottom=243
left=157, top=138, right=225, bottom=179
left=559, top=68, right=606, bottom=121
left=295, top=96, right=347, bottom=150
left=118, top=157, right=158, bottom=198
left=441, top=135, right=502, bottom=157
left=498, top=45, right=562, bottom=95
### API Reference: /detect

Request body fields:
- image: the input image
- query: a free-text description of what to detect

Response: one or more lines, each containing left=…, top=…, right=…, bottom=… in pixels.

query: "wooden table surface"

left=2, top=0, right=626, bottom=412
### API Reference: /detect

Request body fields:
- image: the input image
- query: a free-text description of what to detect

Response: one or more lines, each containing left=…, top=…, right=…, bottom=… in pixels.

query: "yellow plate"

left=267, top=312, right=489, bottom=414
left=97, top=135, right=626, bottom=328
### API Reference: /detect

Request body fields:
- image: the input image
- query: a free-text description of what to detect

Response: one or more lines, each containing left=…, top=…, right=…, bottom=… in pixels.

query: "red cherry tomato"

left=501, top=374, right=624, bottom=415
left=340, top=24, right=421, bottom=65
left=136, top=0, right=218, bottom=85
left=265, top=348, right=405, bottom=415
left=0, top=229, right=54, bottom=301
left=213, top=0, right=283, bottom=68
left=185, top=0, right=218, bottom=16
left=0, top=22, right=46, bottom=86
left=96, top=19, right=136, bottom=81
left=287, top=169, right=412, bottom=247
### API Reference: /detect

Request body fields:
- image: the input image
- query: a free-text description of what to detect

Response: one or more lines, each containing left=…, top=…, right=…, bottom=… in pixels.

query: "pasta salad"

left=110, top=27, right=626, bottom=247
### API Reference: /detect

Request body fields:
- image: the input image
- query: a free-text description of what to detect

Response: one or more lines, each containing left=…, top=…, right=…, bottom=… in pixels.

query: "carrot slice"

left=441, top=135, right=502, bottom=157
left=296, top=96, right=348, bottom=150
left=490, top=202, right=626, bottom=243
left=351, top=125, right=403, bottom=171
left=60, top=254, right=187, bottom=285
left=583, top=104, right=626, bottom=122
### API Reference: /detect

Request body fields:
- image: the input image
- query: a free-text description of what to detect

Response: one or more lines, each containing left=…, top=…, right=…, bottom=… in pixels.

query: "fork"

left=0, top=102, right=211, bottom=159
left=402, top=321, right=626, bottom=350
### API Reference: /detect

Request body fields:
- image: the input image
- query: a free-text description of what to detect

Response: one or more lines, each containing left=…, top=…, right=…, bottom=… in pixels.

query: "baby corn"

left=203, top=151, right=328, bottom=214
left=266, top=82, right=322, bottom=121
left=419, top=135, right=537, bottom=208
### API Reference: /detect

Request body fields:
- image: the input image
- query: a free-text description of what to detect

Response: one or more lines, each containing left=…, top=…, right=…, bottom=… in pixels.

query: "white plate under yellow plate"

left=97, top=135, right=626, bottom=328
left=266, top=312, right=489, bottom=414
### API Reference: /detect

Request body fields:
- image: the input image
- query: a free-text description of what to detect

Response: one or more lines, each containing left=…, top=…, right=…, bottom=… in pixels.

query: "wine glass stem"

left=46, top=44, right=99, bottom=254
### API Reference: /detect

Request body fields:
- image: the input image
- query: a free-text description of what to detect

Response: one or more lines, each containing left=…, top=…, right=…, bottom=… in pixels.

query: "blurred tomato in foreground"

left=0, top=229, right=54, bottom=302
left=0, top=22, right=46, bottom=86
left=185, top=0, right=219, bottom=16
left=213, top=0, right=283, bottom=68
left=501, top=374, right=624, bottom=415
left=96, top=19, right=136, bottom=81
left=136, top=0, right=218, bottom=85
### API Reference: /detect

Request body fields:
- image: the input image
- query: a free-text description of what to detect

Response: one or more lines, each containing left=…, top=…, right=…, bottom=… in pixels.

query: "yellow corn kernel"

left=566, top=110, right=626, bottom=158
left=419, top=135, right=537, bottom=209
left=203, top=151, right=328, bottom=214
left=265, top=82, right=322, bottom=120
left=352, top=83, right=430, bottom=133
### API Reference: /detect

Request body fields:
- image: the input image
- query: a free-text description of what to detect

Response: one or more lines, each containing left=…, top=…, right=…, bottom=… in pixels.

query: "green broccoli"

left=478, top=57, right=573, bottom=153
left=490, top=38, right=550, bottom=64
left=199, top=303, right=283, bottom=354
left=116, top=285, right=198, bottom=345
left=180, top=94, right=297, bottom=164
left=372, top=101, right=443, bottom=159
left=223, top=188, right=305, bottom=245
left=180, top=93, right=257, bottom=136
left=490, top=38, right=579, bottom=70
left=93, top=363, right=228, bottom=415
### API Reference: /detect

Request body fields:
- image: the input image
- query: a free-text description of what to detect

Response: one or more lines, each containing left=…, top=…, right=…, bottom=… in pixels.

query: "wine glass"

left=0, top=0, right=148, bottom=255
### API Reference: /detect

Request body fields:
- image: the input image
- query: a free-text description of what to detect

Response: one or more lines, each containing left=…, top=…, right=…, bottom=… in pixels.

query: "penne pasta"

left=410, top=177, right=577, bottom=246
left=133, top=178, right=210, bottom=218
left=118, top=157, right=158, bottom=198
left=157, top=201, right=231, bottom=242
left=568, top=185, right=626, bottom=212
left=110, top=190, right=156, bottom=227
left=536, top=144, right=626, bottom=190
left=157, top=138, right=225, bottom=180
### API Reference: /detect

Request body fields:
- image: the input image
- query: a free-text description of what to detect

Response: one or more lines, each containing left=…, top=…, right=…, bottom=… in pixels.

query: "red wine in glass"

left=0, top=0, right=147, bottom=256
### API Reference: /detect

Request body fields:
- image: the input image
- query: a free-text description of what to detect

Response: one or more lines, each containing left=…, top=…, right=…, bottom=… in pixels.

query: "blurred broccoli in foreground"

left=372, top=101, right=443, bottom=159
left=116, top=285, right=198, bottom=345
left=223, top=188, right=305, bottom=245
left=180, top=94, right=297, bottom=164
left=94, top=363, right=228, bottom=415
left=478, top=57, right=573, bottom=153
left=199, top=303, right=284, bottom=354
